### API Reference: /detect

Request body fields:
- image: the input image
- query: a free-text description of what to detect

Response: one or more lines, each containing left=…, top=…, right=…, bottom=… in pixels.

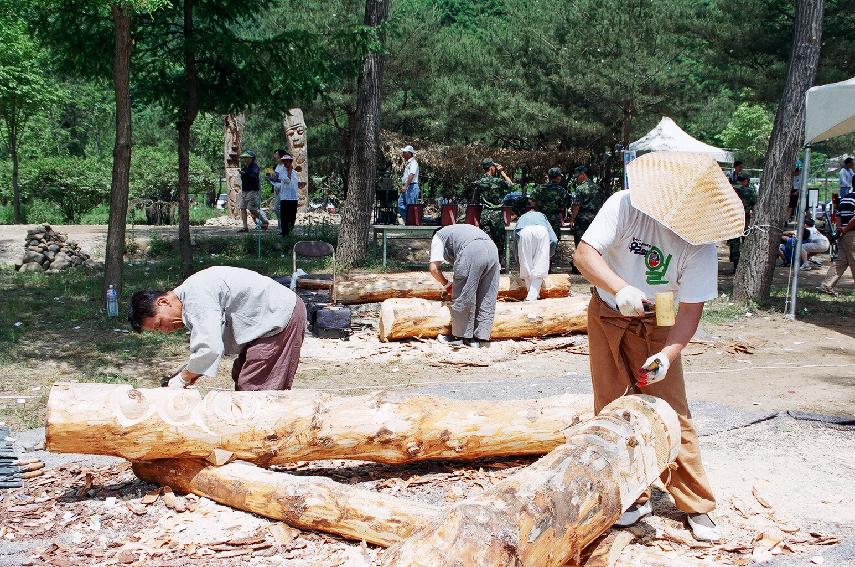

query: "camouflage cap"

left=573, top=165, right=588, bottom=175
left=482, top=158, right=495, bottom=169
left=737, top=172, right=751, bottom=181
left=547, top=167, right=563, bottom=179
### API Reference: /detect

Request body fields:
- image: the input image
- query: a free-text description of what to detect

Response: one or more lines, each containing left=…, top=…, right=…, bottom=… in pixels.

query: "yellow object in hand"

left=655, top=292, right=676, bottom=327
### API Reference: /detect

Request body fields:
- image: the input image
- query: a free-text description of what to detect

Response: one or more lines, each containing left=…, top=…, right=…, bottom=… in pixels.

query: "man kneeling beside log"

left=129, top=266, right=307, bottom=391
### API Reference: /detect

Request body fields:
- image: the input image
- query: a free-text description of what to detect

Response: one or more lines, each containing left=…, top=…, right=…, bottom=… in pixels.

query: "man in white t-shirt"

left=398, top=145, right=420, bottom=222
left=839, top=157, right=854, bottom=198
left=574, top=152, right=745, bottom=543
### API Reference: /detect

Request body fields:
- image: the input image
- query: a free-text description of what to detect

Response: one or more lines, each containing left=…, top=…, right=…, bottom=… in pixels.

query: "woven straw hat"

left=628, top=152, right=745, bottom=244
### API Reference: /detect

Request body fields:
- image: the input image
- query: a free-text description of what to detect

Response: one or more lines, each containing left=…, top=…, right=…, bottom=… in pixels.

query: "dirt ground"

left=0, top=223, right=853, bottom=566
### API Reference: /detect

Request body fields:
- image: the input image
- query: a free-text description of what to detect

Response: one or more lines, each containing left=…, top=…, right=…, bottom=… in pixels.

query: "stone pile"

left=15, top=224, right=94, bottom=273
left=0, top=426, right=21, bottom=489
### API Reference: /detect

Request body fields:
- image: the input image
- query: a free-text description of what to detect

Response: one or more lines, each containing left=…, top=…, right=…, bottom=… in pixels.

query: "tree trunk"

left=224, top=113, right=245, bottom=218
left=336, top=0, right=389, bottom=268
left=733, top=0, right=824, bottom=303
left=10, top=128, right=21, bottom=224
left=379, top=296, right=589, bottom=342
left=334, top=272, right=572, bottom=304
left=46, top=383, right=592, bottom=465
left=133, top=459, right=438, bottom=546
left=381, top=395, right=680, bottom=567
left=176, top=0, right=199, bottom=278
left=103, top=4, right=133, bottom=295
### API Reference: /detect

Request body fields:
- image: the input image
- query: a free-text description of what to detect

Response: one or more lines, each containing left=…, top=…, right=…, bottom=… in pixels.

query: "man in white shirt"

left=129, top=266, right=307, bottom=391
left=839, top=157, right=854, bottom=198
left=574, top=152, right=745, bottom=543
left=269, top=153, right=300, bottom=235
left=398, top=145, right=420, bottom=223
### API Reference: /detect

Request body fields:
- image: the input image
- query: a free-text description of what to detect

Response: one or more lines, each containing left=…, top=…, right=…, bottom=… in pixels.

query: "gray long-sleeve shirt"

left=174, top=266, right=297, bottom=377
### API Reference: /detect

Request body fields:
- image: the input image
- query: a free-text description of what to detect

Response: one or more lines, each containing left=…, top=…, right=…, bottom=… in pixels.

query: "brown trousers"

left=231, top=297, right=307, bottom=391
left=587, top=293, right=716, bottom=514
left=821, top=230, right=855, bottom=289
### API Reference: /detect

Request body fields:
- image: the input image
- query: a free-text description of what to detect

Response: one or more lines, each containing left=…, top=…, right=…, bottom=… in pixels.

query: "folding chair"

left=292, top=240, right=337, bottom=303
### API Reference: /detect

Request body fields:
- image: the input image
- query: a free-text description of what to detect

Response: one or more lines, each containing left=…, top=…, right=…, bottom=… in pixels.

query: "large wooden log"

left=334, top=272, right=572, bottom=304
left=379, top=295, right=589, bottom=342
left=381, top=395, right=680, bottom=567
left=46, top=383, right=592, bottom=465
left=132, top=459, right=437, bottom=546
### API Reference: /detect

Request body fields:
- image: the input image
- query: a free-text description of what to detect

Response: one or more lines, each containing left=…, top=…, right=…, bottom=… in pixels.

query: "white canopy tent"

left=630, top=116, right=734, bottom=163
left=790, top=76, right=855, bottom=318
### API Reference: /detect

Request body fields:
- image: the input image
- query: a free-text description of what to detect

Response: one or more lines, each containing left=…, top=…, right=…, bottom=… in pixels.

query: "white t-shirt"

left=807, top=226, right=828, bottom=244
left=429, top=235, right=445, bottom=263
left=840, top=167, right=854, bottom=189
left=581, top=191, right=718, bottom=308
left=402, top=157, right=419, bottom=185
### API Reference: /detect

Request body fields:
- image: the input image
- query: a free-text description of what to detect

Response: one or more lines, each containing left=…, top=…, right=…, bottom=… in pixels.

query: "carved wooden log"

left=379, top=295, right=589, bottom=342
left=381, top=395, right=680, bottom=567
left=133, top=459, right=437, bottom=546
left=223, top=112, right=245, bottom=218
left=334, top=272, right=572, bottom=304
left=46, top=383, right=592, bottom=465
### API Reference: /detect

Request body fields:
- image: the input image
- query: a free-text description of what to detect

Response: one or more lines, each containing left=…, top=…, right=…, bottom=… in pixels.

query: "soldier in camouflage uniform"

left=569, top=166, right=607, bottom=247
left=473, top=158, right=515, bottom=259
left=728, top=172, right=756, bottom=271
left=531, top=167, right=570, bottom=236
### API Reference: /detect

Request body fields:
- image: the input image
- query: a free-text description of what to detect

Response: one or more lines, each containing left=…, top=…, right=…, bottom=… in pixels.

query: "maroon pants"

left=231, top=297, right=307, bottom=390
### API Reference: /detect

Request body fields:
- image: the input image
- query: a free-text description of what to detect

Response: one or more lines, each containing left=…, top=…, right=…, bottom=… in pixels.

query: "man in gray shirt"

left=129, top=266, right=307, bottom=390
left=428, top=224, right=501, bottom=348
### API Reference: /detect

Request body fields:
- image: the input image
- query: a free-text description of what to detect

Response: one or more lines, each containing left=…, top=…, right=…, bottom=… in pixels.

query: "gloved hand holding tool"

left=637, top=352, right=669, bottom=387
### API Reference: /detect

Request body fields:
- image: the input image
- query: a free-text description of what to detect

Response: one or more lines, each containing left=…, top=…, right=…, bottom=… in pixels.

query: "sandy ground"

left=0, top=223, right=853, bottom=565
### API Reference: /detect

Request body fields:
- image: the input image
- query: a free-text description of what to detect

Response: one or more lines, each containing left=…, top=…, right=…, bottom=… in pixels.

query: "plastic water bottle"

left=106, top=285, right=119, bottom=318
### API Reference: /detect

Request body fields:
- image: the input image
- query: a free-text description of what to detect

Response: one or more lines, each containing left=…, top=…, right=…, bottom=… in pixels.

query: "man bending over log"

left=428, top=224, right=500, bottom=348
left=573, top=152, right=746, bottom=543
left=128, top=266, right=307, bottom=391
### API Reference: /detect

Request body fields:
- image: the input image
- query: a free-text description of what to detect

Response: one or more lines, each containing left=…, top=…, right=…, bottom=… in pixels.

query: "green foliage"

left=18, top=156, right=111, bottom=222
left=129, top=146, right=216, bottom=200
left=718, top=103, right=774, bottom=164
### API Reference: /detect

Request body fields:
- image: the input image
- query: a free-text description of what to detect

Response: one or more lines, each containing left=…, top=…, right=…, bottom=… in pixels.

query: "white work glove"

left=167, top=374, right=190, bottom=389
left=637, top=352, right=670, bottom=387
left=615, top=285, right=648, bottom=317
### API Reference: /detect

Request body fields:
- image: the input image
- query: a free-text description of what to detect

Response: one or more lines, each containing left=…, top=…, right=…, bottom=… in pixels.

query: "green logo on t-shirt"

left=645, top=245, right=671, bottom=285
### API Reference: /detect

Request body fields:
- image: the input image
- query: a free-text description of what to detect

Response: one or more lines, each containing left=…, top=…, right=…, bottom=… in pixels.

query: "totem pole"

left=224, top=113, right=246, bottom=218
left=283, top=109, right=309, bottom=211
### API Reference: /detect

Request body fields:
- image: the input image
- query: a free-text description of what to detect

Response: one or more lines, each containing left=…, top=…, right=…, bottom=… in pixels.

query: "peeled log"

left=46, top=383, right=592, bottom=465
left=382, top=395, right=680, bottom=567
left=334, top=272, right=571, bottom=304
left=379, top=295, right=589, bottom=342
left=133, top=459, right=438, bottom=546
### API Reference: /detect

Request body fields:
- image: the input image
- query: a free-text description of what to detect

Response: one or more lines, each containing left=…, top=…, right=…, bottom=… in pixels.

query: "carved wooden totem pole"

left=223, top=113, right=246, bottom=218
left=283, top=108, right=309, bottom=210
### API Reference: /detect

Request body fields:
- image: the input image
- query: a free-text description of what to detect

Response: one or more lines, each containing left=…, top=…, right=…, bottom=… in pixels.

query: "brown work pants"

left=821, top=231, right=855, bottom=289
left=231, top=298, right=307, bottom=391
left=587, top=293, right=716, bottom=514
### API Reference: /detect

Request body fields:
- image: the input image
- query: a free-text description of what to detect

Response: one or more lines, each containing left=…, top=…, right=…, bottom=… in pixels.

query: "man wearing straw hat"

left=398, top=145, right=420, bottom=221
left=574, top=152, right=745, bottom=542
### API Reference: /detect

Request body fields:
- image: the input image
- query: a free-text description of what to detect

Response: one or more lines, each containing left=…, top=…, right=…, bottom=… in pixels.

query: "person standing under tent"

left=573, top=151, right=746, bottom=543
left=819, top=190, right=855, bottom=295
left=728, top=173, right=756, bottom=272
left=511, top=198, right=558, bottom=301
left=839, top=157, right=854, bottom=198
left=398, top=145, right=420, bottom=222
left=727, top=160, right=744, bottom=185
left=531, top=167, right=570, bottom=237
left=428, top=224, right=500, bottom=348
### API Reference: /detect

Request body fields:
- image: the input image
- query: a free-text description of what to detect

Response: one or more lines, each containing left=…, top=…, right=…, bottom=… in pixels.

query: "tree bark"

left=46, top=383, right=592, bottom=465
left=336, top=0, right=389, bottom=269
left=379, top=296, right=589, bottom=342
left=10, top=126, right=21, bottom=224
left=103, top=4, right=133, bottom=295
left=334, top=272, right=572, bottom=304
left=176, top=0, right=198, bottom=278
left=733, top=0, right=824, bottom=303
left=224, top=113, right=245, bottom=218
left=132, top=459, right=438, bottom=546
left=381, top=395, right=680, bottom=567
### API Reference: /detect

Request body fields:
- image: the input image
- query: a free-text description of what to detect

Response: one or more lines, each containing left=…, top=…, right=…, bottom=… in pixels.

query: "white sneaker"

left=437, top=334, right=463, bottom=346
left=799, top=264, right=813, bottom=271
left=614, top=501, right=652, bottom=527
left=464, top=339, right=481, bottom=349
left=687, top=513, right=721, bottom=542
